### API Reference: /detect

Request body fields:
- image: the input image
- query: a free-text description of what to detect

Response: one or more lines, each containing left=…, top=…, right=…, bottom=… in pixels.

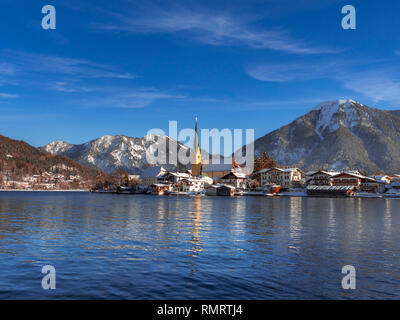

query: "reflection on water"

left=0, top=192, right=400, bottom=299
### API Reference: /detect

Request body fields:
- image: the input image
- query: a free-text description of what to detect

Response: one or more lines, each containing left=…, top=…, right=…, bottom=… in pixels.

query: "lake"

left=0, top=191, right=399, bottom=299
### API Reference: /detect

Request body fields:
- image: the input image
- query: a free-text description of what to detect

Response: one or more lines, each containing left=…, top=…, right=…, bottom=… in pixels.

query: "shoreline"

left=0, top=189, right=399, bottom=199
left=0, top=189, right=89, bottom=192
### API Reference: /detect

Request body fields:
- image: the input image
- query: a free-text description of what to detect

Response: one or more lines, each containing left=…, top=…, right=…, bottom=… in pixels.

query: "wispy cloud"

left=339, top=71, right=400, bottom=106
left=80, top=87, right=186, bottom=108
left=0, top=49, right=188, bottom=108
left=0, top=93, right=18, bottom=99
left=247, top=61, right=340, bottom=82
left=50, top=80, right=95, bottom=93
left=247, top=59, right=400, bottom=106
left=1, top=50, right=136, bottom=80
left=96, top=7, right=338, bottom=55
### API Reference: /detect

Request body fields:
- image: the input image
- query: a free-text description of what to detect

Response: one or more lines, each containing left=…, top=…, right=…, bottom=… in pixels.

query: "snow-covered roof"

left=258, top=167, right=302, bottom=174
left=218, top=184, right=235, bottom=189
left=206, top=184, right=219, bottom=189
left=307, top=170, right=339, bottom=177
left=331, top=172, right=365, bottom=179
left=140, top=166, right=167, bottom=178
left=182, top=178, right=204, bottom=183
left=368, top=176, right=390, bottom=184
left=221, top=172, right=247, bottom=179
left=152, top=183, right=169, bottom=187
left=362, top=177, right=386, bottom=184
left=167, top=172, right=191, bottom=178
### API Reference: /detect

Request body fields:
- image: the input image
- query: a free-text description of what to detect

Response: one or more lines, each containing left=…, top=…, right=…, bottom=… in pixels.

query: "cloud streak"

left=96, top=7, right=338, bottom=55
left=1, top=50, right=136, bottom=80
left=80, top=88, right=186, bottom=109
left=247, top=59, right=400, bottom=106
left=0, top=93, right=18, bottom=99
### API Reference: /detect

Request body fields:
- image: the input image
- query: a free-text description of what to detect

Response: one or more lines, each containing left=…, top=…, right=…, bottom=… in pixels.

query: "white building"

left=220, top=172, right=248, bottom=189
left=306, top=170, right=339, bottom=186
left=179, top=178, right=204, bottom=193
left=259, top=167, right=303, bottom=188
left=139, top=166, right=168, bottom=186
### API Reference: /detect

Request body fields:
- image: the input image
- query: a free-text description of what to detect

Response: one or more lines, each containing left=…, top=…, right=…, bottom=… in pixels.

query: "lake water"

left=0, top=191, right=399, bottom=299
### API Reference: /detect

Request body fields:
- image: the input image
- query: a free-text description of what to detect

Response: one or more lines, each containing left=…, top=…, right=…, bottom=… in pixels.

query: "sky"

left=1, top=0, right=400, bottom=147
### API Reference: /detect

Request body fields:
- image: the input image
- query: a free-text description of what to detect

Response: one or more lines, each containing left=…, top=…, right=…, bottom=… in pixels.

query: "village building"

left=151, top=183, right=170, bottom=195
left=159, top=172, right=191, bottom=185
left=216, top=185, right=236, bottom=196
left=128, top=175, right=141, bottom=182
left=140, top=166, right=168, bottom=186
left=388, top=175, right=400, bottom=190
left=306, top=185, right=356, bottom=197
left=306, top=170, right=339, bottom=186
left=177, top=178, right=204, bottom=193
left=220, top=172, right=248, bottom=189
left=205, top=184, right=236, bottom=196
left=200, top=176, right=214, bottom=186
left=205, top=185, right=219, bottom=196
left=359, top=177, right=386, bottom=193
left=371, top=175, right=391, bottom=184
left=330, top=172, right=365, bottom=188
left=259, top=167, right=304, bottom=189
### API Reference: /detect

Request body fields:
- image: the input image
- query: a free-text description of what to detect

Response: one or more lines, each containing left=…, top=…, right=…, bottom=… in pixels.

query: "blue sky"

left=1, top=0, right=400, bottom=147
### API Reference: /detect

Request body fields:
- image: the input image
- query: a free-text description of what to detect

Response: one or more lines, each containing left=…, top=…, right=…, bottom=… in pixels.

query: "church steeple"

left=191, top=117, right=202, bottom=176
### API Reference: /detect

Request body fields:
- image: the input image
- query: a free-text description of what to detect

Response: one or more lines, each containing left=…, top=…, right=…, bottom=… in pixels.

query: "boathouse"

left=306, top=185, right=356, bottom=197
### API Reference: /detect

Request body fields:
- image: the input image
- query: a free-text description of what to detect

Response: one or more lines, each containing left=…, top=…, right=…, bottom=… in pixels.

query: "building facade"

left=140, top=166, right=168, bottom=186
left=259, top=168, right=303, bottom=188
left=220, top=172, right=248, bottom=189
left=306, top=170, right=338, bottom=186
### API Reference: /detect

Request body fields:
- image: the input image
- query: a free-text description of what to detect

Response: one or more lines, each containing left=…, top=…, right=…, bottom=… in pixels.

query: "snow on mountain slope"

left=42, top=134, right=190, bottom=174
left=251, top=99, right=400, bottom=173
left=44, top=100, right=400, bottom=174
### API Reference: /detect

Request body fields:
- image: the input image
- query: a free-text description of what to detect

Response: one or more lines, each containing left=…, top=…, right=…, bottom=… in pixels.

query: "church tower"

left=191, top=117, right=202, bottom=176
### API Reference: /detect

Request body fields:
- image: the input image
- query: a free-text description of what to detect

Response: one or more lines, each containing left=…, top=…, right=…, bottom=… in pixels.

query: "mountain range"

left=251, top=99, right=400, bottom=173
left=42, top=99, right=400, bottom=174
left=0, top=134, right=105, bottom=184
left=41, top=134, right=191, bottom=174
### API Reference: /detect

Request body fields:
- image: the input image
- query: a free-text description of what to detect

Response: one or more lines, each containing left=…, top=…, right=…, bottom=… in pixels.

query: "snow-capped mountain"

left=251, top=99, right=400, bottom=173
left=42, top=134, right=190, bottom=174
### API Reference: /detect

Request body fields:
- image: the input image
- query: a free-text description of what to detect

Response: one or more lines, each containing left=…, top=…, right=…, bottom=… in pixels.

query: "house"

left=200, top=176, right=214, bottom=187
left=306, top=170, right=339, bottom=186
left=178, top=178, right=204, bottom=193
left=220, top=172, right=248, bottom=189
left=151, top=183, right=170, bottom=195
left=160, top=172, right=191, bottom=185
left=331, top=172, right=365, bottom=188
left=140, top=166, right=168, bottom=186
left=388, top=175, right=400, bottom=189
left=216, top=185, right=236, bottom=196
left=259, top=167, right=304, bottom=189
left=360, top=177, right=386, bottom=193
left=307, top=185, right=356, bottom=197
left=128, top=175, right=141, bottom=182
left=205, top=185, right=219, bottom=196
left=372, top=175, right=391, bottom=184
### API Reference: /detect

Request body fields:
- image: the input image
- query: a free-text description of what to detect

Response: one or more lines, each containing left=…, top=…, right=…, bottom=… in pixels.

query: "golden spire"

left=192, top=117, right=202, bottom=176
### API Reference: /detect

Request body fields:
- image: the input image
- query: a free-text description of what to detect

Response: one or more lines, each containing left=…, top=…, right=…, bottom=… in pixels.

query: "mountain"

left=0, top=134, right=105, bottom=185
left=251, top=99, right=400, bottom=173
left=42, top=134, right=191, bottom=174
